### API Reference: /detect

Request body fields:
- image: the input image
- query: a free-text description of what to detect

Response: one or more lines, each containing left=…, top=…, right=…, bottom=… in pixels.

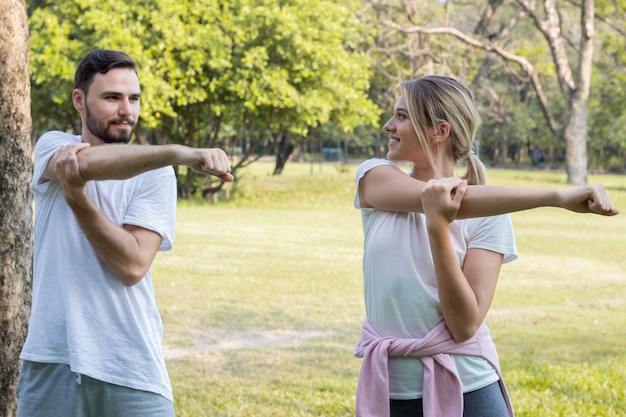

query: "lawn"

left=152, top=160, right=626, bottom=416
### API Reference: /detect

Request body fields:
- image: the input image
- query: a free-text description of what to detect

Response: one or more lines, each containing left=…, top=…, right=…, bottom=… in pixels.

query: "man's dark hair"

left=74, top=49, right=137, bottom=94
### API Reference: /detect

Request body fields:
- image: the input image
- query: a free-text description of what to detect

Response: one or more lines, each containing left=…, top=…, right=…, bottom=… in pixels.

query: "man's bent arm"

left=67, top=192, right=162, bottom=286
left=52, top=143, right=163, bottom=285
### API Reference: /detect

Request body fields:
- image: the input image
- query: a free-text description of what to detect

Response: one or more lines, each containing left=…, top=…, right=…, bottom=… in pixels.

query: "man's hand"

left=185, top=148, right=234, bottom=182
left=53, top=142, right=91, bottom=199
left=559, top=184, right=620, bottom=216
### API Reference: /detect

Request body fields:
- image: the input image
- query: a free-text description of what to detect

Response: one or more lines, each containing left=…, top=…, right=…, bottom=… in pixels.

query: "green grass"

left=152, top=161, right=626, bottom=416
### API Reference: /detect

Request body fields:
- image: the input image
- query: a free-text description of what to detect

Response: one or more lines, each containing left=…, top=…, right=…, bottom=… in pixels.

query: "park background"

left=153, top=160, right=626, bottom=417
left=1, top=0, right=626, bottom=416
left=26, top=0, right=626, bottom=192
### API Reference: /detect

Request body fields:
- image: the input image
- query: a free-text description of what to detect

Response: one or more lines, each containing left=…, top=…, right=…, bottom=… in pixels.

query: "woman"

left=353, top=75, right=618, bottom=417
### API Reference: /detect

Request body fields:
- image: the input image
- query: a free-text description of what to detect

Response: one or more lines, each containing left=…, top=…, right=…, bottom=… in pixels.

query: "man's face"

left=79, top=68, right=141, bottom=144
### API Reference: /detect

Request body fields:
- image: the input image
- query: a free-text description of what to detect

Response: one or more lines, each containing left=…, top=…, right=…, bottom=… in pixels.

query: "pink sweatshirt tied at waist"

left=353, top=320, right=514, bottom=417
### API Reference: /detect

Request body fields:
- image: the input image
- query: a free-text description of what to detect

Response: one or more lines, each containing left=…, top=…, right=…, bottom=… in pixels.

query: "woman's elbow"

left=449, top=323, right=480, bottom=344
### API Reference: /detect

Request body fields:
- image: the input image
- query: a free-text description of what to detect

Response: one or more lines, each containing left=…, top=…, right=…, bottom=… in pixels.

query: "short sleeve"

left=123, top=167, right=177, bottom=251
left=467, top=214, right=518, bottom=264
left=31, top=131, right=81, bottom=194
left=354, top=159, right=400, bottom=209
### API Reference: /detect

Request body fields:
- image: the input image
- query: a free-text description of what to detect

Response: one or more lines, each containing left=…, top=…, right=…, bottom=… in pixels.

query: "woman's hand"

left=559, top=184, right=620, bottom=216
left=422, top=177, right=468, bottom=228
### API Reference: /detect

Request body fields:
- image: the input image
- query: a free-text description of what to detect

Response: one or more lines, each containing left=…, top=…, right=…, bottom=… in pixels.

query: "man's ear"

left=434, top=122, right=451, bottom=143
left=72, top=89, right=85, bottom=112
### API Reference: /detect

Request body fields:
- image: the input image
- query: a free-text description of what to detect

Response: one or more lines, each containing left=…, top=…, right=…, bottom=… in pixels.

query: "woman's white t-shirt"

left=355, top=158, right=518, bottom=399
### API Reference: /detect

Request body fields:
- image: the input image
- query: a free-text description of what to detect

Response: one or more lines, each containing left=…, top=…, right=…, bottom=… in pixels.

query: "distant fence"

left=322, top=147, right=343, bottom=161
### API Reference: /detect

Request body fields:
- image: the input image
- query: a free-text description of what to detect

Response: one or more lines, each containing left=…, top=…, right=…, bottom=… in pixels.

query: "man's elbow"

left=116, top=265, right=148, bottom=287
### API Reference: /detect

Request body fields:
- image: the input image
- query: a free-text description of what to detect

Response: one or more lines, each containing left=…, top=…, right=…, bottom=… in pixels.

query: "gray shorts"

left=16, top=361, right=175, bottom=417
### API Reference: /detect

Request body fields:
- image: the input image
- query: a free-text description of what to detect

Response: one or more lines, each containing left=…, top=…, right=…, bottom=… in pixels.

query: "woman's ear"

left=433, top=122, right=451, bottom=143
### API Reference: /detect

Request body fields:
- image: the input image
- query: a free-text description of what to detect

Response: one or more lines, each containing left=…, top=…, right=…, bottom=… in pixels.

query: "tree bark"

left=273, top=133, right=294, bottom=175
left=382, top=0, right=596, bottom=185
left=565, top=97, right=590, bottom=184
left=0, top=0, right=33, bottom=415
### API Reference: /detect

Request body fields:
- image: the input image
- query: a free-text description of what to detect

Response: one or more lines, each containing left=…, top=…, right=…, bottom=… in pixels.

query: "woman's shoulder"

left=356, top=158, right=402, bottom=179
left=357, top=158, right=397, bottom=169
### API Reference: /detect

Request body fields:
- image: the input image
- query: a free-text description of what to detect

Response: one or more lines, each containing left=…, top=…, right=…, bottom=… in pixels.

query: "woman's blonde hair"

left=400, top=75, right=487, bottom=185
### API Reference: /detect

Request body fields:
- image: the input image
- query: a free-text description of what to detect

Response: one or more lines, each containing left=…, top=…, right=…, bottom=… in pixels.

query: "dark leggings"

left=389, top=381, right=510, bottom=417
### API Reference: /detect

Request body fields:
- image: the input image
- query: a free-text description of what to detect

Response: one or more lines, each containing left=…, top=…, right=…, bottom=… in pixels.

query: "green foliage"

left=28, top=0, right=381, bottom=131
left=364, top=0, right=626, bottom=173
left=221, top=0, right=378, bottom=131
left=27, top=0, right=381, bottom=182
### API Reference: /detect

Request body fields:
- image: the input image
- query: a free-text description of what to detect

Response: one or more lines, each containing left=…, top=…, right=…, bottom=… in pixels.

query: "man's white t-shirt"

left=21, top=131, right=177, bottom=401
left=355, top=158, right=518, bottom=399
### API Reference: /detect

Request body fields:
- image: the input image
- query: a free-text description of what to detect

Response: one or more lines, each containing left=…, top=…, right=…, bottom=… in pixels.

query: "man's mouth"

left=111, top=118, right=134, bottom=127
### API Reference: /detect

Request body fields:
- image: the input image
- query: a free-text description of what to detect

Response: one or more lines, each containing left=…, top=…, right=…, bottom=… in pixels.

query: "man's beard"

left=85, top=104, right=136, bottom=144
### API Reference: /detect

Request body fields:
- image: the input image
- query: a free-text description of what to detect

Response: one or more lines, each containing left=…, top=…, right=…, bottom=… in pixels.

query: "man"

left=17, top=49, right=233, bottom=417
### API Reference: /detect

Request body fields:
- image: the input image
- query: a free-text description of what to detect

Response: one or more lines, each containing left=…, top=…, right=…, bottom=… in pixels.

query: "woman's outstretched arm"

left=358, top=165, right=619, bottom=217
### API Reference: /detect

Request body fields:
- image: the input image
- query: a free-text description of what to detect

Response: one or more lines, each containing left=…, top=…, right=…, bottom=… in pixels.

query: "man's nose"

left=118, top=99, right=132, bottom=115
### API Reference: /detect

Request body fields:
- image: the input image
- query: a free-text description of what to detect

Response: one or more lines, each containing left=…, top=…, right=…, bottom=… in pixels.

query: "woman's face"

left=383, top=96, right=426, bottom=162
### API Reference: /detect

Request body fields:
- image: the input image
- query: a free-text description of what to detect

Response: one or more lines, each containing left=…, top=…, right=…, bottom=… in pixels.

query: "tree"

left=359, top=1, right=489, bottom=159
left=381, top=0, right=598, bottom=185
left=28, top=0, right=381, bottom=198
left=588, top=0, right=626, bottom=172
left=0, top=0, right=32, bottom=415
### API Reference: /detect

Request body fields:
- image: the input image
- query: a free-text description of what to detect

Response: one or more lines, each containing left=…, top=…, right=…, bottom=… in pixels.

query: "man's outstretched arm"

left=42, top=142, right=234, bottom=184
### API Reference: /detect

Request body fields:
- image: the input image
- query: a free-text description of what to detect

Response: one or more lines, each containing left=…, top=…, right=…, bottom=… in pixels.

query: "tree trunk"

left=384, top=0, right=596, bottom=185
left=499, top=129, right=509, bottom=167
left=273, top=133, right=294, bottom=175
left=564, top=97, right=589, bottom=185
left=0, top=1, right=33, bottom=416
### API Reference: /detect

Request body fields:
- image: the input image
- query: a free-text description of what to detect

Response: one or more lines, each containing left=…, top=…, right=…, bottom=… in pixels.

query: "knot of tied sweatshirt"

left=353, top=320, right=514, bottom=417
